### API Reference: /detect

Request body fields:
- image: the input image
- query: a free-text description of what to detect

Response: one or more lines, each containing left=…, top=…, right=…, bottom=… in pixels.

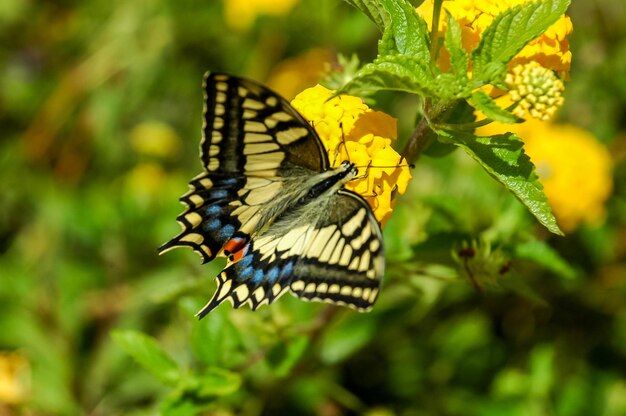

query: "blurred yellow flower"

left=417, top=0, right=573, bottom=77
left=129, top=121, right=181, bottom=159
left=125, top=162, right=167, bottom=198
left=0, top=352, right=30, bottom=404
left=225, top=0, right=299, bottom=31
left=478, top=120, right=613, bottom=231
left=291, top=85, right=412, bottom=225
left=266, top=48, right=333, bottom=100
left=506, top=61, right=564, bottom=121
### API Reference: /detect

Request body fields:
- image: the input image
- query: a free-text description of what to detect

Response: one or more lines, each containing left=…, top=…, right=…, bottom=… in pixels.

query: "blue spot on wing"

left=221, top=178, right=239, bottom=185
left=239, top=255, right=254, bottom=268
left=211, top=190, right=228, bottom=199
left=266, top=267, right=279, bottom=283
left=205, top=205, right=221, bottom=216
left=281, top=262, right=294, bottom=278
left=219, top=224, right=235, bottom=239
left=205, top=219, right=221, bottom=230
left=240, top=266, right=254, bottom=280
left=252, top=269, right=264, bottom=283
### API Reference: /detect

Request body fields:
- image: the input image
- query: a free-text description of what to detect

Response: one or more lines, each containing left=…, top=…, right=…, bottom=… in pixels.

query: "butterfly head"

left=339, top=160, right=358, bottom=178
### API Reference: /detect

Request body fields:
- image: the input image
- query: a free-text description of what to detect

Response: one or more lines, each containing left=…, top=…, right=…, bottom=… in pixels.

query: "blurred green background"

left=1, top=0, right=626, bottom=414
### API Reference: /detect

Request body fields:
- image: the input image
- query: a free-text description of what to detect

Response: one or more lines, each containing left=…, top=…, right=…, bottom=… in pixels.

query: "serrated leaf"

left=379, top=0, right=431, bottom=59
left=112, top=330, right=181, bottom=385
left=338, top=55, right=434, bottom=97
left=378, top=25, right=397, bottom=56
left=472, top=0, right=570, bottom=83
left=453, top=133, right=563, bottom=235
left=444, top=11, right=468, bottom=79
left=513, top=240, right=578, bottom=279
left=469, top=90, right=521, bottom=124
left=342, top=0, right=390, bottom=31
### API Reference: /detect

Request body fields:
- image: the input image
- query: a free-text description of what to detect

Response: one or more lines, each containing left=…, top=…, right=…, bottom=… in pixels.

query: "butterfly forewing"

left=201, top=73, right=328, bottom=174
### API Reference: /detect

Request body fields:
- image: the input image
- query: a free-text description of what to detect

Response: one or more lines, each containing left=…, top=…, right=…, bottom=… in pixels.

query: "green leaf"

left=378, top=26, right=397, bottom=56
left=111, top=330, right=181, bottom=385
left=468, top=90, right=521, bottom=124
left=379, top=0, right=431, bottom=59
left=338, top=55, right=434, bottom=97
left=453, top=133, right=563, bottom=235
left=342, top=0, right=390, bottom=31
left=161, top=398, right=210, bottom=416
left=319, top=315, right=377, bottom=364
left=472, top=0, right=570, bottom=83
left=196, top=368, right=242, bottom=397
left=269, top=335, right=310, bottom=377
left=444, top=11, right=468, bottom=79
left=513, top=240, right=578, bottom=279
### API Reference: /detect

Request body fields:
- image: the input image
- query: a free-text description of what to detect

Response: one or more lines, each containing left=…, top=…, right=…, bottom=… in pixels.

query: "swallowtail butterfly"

left=159, top=73, right=384, bottom=317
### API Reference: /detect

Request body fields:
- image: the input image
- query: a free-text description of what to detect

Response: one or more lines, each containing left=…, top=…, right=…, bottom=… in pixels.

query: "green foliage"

left=443, top=11, right=469, bottom=81
left=468, top=91, right=521, bottom=124
left=2, top=0, right=626, bottom=414
left=339, top=55, right=435, bottom=96
left=453, top=133, right=562, bottom=235
left=340, top=0, right=572, bottom=235
left=112, top=330, right=181, bottom=385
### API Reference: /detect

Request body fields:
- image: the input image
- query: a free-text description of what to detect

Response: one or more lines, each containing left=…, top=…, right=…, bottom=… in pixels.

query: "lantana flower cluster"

left=417, top=0, right=572, bottom=121
left=291, top=85, right=411, bottom=225
left=417, top=0, right=573, bottom=77
left=506, top=61, right=565, bottom=121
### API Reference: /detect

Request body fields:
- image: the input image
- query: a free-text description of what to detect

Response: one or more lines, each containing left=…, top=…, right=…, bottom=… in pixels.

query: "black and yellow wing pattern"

left=159, top=72, right=384, bottom=316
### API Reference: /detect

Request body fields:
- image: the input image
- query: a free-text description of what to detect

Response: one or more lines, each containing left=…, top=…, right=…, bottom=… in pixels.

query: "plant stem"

left=401, top=102, right=449, bottom=164
left=401, top=114, right=432, bottom=164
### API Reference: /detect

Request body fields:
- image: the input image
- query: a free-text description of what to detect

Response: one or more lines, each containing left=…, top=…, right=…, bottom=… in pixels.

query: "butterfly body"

left=159, top=73, right=384, bottom=316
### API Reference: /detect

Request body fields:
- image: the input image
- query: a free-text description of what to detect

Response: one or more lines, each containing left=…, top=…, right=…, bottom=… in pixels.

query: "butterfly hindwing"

left=196, top=189, right=384, bottom=317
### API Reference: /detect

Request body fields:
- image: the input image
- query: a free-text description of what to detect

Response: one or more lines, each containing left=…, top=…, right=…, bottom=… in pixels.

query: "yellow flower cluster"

left=506, top=61, right=565, bottom=120
left=224, top=0, right=299, bottom=30
left=478, top=120, right=613, bottom=231
left=416, top=0, right=573, bottom=77
left=291, top=85, right=412, bottom=225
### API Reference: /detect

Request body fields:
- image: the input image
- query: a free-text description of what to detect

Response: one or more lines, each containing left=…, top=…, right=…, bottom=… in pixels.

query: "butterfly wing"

left=159, top=72, right=330, bottom=262
left=196, top=189, right=384, bottom=317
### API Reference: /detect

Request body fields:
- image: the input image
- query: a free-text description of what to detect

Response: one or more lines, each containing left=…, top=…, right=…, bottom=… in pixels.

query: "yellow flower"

left=224, top=0, right=299, bottom=31
left=129, top=121, right=181, bottom=159
left=478, top=120, right=613, bottom=231
left=291, top=85, right=412, bottom=225
left=506, top=62, right=564, bottom=120
left=125, top=162, right=167, bottom=199
left=417, top=0, right=573, bottom=78
left=0, top=351, right=30, bottom=404
left=266, top=49, right=333, bottom=100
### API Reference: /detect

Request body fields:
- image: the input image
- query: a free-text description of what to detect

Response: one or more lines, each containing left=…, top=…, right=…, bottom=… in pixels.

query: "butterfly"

left=158, top=72, right=384, bottom=318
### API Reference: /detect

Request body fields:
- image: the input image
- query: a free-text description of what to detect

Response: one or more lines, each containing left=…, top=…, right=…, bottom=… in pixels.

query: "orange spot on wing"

left=223, top=236, right=249, bottom=263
